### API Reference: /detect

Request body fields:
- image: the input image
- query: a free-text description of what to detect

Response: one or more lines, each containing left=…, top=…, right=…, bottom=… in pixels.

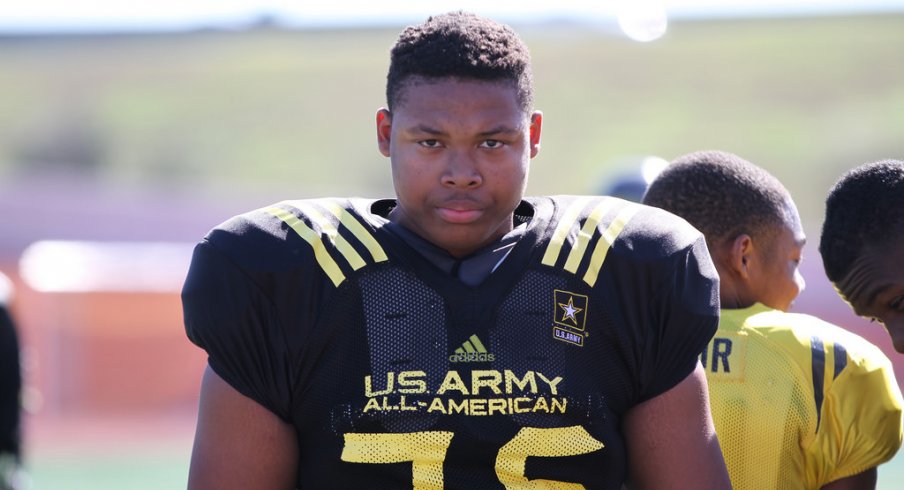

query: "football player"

left=644, top=150, right=903, bottom=489
left=183, top=12, right=731, bottom=489
left=820, top=159, right=904, bottom=354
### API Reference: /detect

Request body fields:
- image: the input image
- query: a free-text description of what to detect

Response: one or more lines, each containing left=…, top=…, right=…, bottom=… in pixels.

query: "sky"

left=1, top=0, right=903, bottom=33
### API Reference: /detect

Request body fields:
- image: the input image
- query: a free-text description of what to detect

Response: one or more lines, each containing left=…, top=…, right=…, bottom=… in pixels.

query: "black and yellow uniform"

left=704, top=304, right=903, bottom=489
left=183, top=195, right=719, bottom=489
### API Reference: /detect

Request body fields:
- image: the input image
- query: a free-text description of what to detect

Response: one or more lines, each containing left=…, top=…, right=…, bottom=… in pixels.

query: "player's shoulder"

left=531, top=195, right=705, bottom=259
left=200, top=197, right=389, bottom=269
left=211, top=197, right=378, bottom=234
left=744, top=308, right=892, bottom=370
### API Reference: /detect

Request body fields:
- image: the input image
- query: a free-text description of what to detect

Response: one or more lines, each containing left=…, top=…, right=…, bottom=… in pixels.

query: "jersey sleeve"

left=182, top=237, right=294, bottom=421
left=615, top=206, right=721, bottom=402
left=807, top=335, right=903, bottom=484
left=643, top=233, right=720, bottom=400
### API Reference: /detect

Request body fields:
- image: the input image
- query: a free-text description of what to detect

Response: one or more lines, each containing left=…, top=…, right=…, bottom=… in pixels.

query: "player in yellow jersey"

left=644, top=150, right=903, bottom=489
left=820, top=159, right=904, bottom=353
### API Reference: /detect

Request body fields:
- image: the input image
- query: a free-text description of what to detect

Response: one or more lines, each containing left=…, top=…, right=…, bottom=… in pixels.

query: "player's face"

left=749, top=200, right=806, bottom=312
left=835, top=244, right=904, bottom=353
left=377, top=78, right=542, bottom=257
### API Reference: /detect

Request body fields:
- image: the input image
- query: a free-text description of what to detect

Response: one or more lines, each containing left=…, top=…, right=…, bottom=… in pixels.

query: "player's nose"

left=442, top=151, right=482, bottom=188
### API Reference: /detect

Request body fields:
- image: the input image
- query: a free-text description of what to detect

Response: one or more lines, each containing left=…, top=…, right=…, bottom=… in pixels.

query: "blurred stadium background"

left=0, top=2, right=903, bottom=488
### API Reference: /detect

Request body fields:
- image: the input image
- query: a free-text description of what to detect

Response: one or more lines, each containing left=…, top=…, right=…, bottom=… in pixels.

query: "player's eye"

left=419, top=139, right=441, bottom=148
left=480, top=140, right=504, bottom=149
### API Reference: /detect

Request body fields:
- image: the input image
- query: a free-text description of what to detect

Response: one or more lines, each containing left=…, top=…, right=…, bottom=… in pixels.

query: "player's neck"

left=719, top=283, right=756, bottom=310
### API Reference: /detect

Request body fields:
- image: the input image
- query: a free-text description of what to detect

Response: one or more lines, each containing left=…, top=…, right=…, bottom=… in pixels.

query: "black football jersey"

left=183, top=195, right=719, bottom=489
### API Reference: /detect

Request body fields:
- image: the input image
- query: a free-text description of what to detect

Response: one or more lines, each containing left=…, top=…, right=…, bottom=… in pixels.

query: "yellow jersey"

left=703, top=304, right=903, bottom=489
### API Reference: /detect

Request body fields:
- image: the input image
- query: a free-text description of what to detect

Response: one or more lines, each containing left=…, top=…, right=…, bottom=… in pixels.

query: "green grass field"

left=29, top=448, right=191, bottom=490
left=19, top=413, right=196, bottom=490
left=0, top=14, right=902, bottom=227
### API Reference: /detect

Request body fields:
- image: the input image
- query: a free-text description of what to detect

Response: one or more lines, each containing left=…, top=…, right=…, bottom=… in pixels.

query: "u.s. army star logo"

left=559, top=297, right=583, bottom=324
left=553, top=290, right=588, bottom=347
left=554, top=290, right=588, bottom=331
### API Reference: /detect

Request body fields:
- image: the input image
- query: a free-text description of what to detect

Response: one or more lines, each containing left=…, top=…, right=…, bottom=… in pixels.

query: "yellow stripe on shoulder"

left=265, top=199, right=389, bottom=287
left=583, top=205, right=640, bottom=287
left=321, top=199, right=388, bottom=263
left=541, top=197, right=641, bottom=287
left=284, top=200, right=366, bottom=271
left=541, top=197, right=594, bottom=267
left=563, top=199, right=617, bottom=274
left=264, top=205, right=346, bottom=287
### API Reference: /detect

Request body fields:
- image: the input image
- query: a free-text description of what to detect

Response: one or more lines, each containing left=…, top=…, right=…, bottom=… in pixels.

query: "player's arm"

left=188, top=366, right=299, bottom=490
left=622, top=361, right=731, bottom=490
left=820, top=468, right=877, bottom=490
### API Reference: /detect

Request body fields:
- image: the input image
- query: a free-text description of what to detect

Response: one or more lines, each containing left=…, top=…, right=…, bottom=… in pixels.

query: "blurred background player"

left=820, top=159, right=904, bottom=354
left=598, top=155, right=669, bottom=203
left=0, top=271, right=22, bottom=490
left=643, top=150, right=903, bottom=489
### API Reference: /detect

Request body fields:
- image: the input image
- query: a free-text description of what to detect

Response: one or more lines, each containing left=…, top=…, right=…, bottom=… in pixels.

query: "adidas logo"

left=448, top=334, right=495, bottom=363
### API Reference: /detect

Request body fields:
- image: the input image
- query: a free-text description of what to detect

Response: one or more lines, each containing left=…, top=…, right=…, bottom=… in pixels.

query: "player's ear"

left=376, top=108, right=392, bottom=157
left=529, top=111, right=543, bottom=158
left=728, top=234, right=755, bottom=279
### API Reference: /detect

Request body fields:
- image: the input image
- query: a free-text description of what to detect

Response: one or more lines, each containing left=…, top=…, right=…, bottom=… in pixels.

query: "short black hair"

left=819, top=159, right=904, bottom=282
left=386, top=11, right=534, bottom=113
left=642, top=150, right=791, bottom=245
